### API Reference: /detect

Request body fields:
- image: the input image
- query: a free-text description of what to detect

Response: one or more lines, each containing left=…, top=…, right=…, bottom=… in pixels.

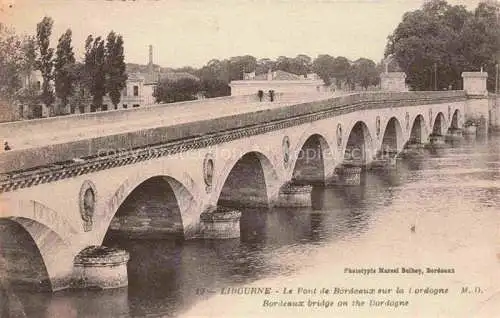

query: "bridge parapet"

left=0, top=91, right=467, bottom=193
left=0, top=91, right=465, bottom=139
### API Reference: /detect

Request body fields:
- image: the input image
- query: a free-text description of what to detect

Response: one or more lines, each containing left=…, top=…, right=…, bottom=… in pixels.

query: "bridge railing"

left=0, top=94, right=257, bottom=139
left=0, top=90, right=467, bottom=175
left=0, top=90, right=466, bottom=140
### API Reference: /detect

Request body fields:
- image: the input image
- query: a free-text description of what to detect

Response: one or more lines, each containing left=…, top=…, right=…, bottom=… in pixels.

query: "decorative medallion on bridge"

left=375, top=116, right=381, bottom=138
left=448, top=105, right=451, bottom=121
left=282, top=136, right=291, bottom=169
left=429, top=109, right=433, bottom=127
left=405, top=112, right=410, bottom=131
left=79, top=180, right=97, bottom=232
left=203, top=154, right=215, bottom=193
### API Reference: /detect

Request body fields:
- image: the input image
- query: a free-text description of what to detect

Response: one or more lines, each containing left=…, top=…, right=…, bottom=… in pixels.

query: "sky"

left=0, top=0, right=483, bottom=69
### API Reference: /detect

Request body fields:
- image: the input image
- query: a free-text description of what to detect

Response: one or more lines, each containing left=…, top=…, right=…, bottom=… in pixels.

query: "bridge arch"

left=215, top=151, right=280, bottom=207
left=0, top=217, right=73, bottom=292
left=408, top=114, right=427, bottom=144
left=379, top=117, right=404, bottom=154
left=103, top=175, right=196, bottom=241
left=343, top=121, right=374, bottom=164
left=450, top=109, right=461, bottom=129
left=432, top=112, right=447, bottom=136
left=290, top=133, right=335, bottom=185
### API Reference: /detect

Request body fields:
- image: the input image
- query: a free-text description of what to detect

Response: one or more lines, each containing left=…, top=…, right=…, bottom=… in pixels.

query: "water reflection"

left=7, top=135, right=500, bottom=317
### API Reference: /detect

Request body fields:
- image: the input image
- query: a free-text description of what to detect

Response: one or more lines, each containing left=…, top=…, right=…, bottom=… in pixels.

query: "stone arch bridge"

left=0, top=91, right=468, bottom=291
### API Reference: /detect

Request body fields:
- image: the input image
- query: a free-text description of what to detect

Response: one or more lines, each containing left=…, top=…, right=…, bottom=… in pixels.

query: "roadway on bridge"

left=1, top=93, right=340, bottom=152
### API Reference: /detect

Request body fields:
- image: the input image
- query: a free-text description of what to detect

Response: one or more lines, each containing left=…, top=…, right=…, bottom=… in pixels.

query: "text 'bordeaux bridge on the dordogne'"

left=0, top=70, right=497, bottom=292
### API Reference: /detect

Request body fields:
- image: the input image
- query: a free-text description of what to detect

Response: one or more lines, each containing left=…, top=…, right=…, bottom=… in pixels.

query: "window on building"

left=133, top=104, right=140, bottom=108
left=123, top=86, right=127, bottom=97
left=133, top=86, right=139, bottom=96
left=102, top=104, right=108, bottom=111
left=123, top=104, right=127, bottom=109
left=36, top=81, right=41, bottom=90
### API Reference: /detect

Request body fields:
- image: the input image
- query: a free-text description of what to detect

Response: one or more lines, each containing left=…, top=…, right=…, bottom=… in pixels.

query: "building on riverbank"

left=229, top=70, right=327, bottom=97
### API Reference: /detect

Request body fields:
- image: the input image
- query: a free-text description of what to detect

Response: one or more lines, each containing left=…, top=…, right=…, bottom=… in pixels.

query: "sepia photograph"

left=0, top=0, right=499, bottom=317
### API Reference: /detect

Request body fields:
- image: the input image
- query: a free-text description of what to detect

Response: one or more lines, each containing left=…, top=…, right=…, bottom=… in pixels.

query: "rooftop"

left=241, top=70, right=323, bottom=82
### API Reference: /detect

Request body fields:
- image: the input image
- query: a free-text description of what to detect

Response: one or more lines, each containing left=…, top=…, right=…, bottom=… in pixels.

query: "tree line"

left=385, top=0, right=500, bottom=91
left=0, top=17, right=127, bottom=118
left=3, top=0, right=498, bottom=114
left=153, top=54, right=382, bottom=103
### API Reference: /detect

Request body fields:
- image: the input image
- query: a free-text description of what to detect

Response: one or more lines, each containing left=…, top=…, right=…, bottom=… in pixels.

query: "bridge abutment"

left=462, top=72, right=489, bottom=137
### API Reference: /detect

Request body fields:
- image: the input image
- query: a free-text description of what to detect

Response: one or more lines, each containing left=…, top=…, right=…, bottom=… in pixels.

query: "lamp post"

left=496, top=63, right=499, bottom=95
left=434, top=62, right=438, bottom=91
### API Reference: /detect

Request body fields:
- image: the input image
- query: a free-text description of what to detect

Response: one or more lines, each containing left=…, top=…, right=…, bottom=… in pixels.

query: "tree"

left=0, top=24, right=42, bottom=118
left=69, top=62, right=90, bottom=113
left=275, top=55, right=312, bottom=75
left=200, top=78, right=230, bottom=98
left=0, top=23, right=24, bottom=101
left=464, top=3, right=500, bottom=91
left=18, top=35, right=41, bottom=117
left=228, top=55, right=256, bottom=80
left=295, top=54, right=313, bottom=73
left=255, top=58, right=276, bottom=75
left=199, top=58, right=231, bottom=83
left=36, top=16, right=55, bottom=114
left=154, top=77, right=201, bottom=103
left=54, top=29, right=75, bottom=115
left=352, top=58, right=379, bottom=89
left=385, top=0, right=499, bottom=91
left=312, top=54, right=335, bottom=85
left=20, top=35, right=37, bottom=87
left=196, top=58, right=233, bottom=97
left=84, top=35, right=106, bottom=111
left=174, top=66, right=198, bottom=74
left=105, top=31, right=127, bottom=109
left=16, top=85, right=42, bottom=118
left=332, top=56, right=351, bottom=89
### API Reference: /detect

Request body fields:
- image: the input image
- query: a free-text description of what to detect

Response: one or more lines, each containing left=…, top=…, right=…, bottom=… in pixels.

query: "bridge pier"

left=199, top=206, right=242, bottom=239
left=369, top=149, right=398, bottom=171
left=71, top=246, right=130, bottom=290
left=427, top=133, right=446, bottom=148
left=333, top=163, right=363, bottom=186
left=275, top=181, right=313, bottom=207
left=400, top=140, right=425, bottom=159
left=445, top=127, right=464, bottom=143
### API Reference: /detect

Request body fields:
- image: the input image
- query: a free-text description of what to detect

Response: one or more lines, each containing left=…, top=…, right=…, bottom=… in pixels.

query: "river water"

left=7, top=135, right=500, bottom=318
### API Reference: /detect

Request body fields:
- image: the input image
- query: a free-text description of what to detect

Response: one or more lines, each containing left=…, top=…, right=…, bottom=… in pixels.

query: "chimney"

left=148, top=45, right=153, bottom=65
